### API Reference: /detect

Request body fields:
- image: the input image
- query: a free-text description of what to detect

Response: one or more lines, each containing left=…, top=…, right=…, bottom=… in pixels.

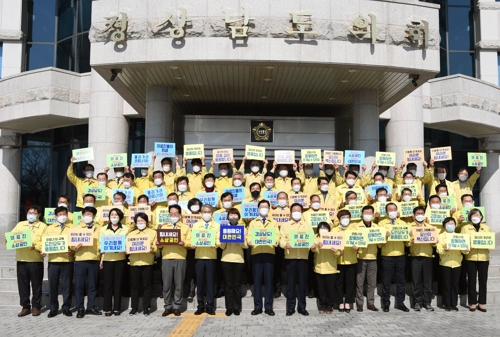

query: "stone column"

left=479, top=135, right=500, bottom=232
left=352, top=90, right=379, bottom=167
left=145, top=85, right=173, bottom=152
left=0, top=130, right=21, bottom=234
left=0, top=0, right=23, bottom=77
left=88, top=69, right=129, bottom=173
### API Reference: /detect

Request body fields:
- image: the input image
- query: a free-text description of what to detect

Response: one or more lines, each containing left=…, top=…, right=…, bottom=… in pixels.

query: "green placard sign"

left=289, top=229, right=314, bottom=248
left=73, top=212, right=82, bottom=225
left=251, top=227, right=276, bottom=246
left=467, top=152, right=487, bottom=167
left=44, top=208, right=56, bottom=225
left=5, top=230, right=32, bottom=250
left=191, top=229, right=216, bottom=247
left=84, top=186, right=106, bottom=201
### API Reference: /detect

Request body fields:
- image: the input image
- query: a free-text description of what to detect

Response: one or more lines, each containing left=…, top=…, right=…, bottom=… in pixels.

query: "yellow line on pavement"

left=167, top=312, right=225, bottom=337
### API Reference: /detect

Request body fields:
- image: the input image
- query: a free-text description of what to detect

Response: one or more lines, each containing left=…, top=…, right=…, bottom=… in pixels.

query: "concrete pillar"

left=0, top=0, right=24, bottom=77
left=0, top=129, right=21, bottom=235
left=335, top=118, right=353, bottom=151
left=88, top=69, right=129, bottom=173
left=352, top=90, right=379, bottom=167
left=479, top=135, right=500, bottom=232
left=145, top=85, right=173, bottom=152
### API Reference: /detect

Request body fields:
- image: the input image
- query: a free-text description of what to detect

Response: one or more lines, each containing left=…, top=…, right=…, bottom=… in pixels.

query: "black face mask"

left=251, top=190, right=260, bottom=199
left=229, top=218, right=239, bottom=225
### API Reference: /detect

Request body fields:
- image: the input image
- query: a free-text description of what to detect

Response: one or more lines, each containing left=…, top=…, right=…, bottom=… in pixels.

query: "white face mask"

left=170, top=217, right=179, bottom=224
left=346, top=179, right=356, bottom=186
left=404, top=179, right=414, bottom=184
left=259, top=208, right=269, bottom=216
left=85, top=171, right=94, bottom=178
left=123, top=181, right=131, bottom=188
left=471, top=217, right=481, bottom=224
left=154, top=178, right=163, bottom=186
left=190, top=205, right=200, bottom=213
left=251, top=166, right=260, bottom=173
left=378, top=170, right=387, bottom=176
left=291, top=212, right=302, bottom=221
left=304, top=169, right=313, bottom=176
left=402, top=195, right=412, bottom=202
left=374, top=181, right=383, bottom=185
left=84, top=202, right=94, bottom=208
left=233, top=179, right=243, bottom=187
left=83, top=216, right=93, bottom=224
left=205, top=181, right=214, bottom=188
left=219, top=169, right=228, bottom=177
left=430, top=203, right=440, bottom=209
left=325, top=169, right=334, bottom=176
left=363, top=214, right=373, bottom=222
left=311, top=202, right=321, bottom=210
left=178, top=184, right=187, bottom=192
left=57, top=215, right=68, bottom=224
left=292, top=185, right=301, bottom=192
left=98, top=181, right=106, bottom=186
left=438, top=192, right=447, bottom=197
left=141, top=169, right=148, bottom=177
left=348, top=199, right=357, bottom=205
left=115, top=171, right=124, bottom=178
left=340, top=218, right=350, bottom=227
left=279, top=170, right=288, bottom=177
left=320, top=185, right=329, bottom=192
left=136, top=223, right=147, bottom=230
left=409, top=169, right=417, bottom=176
left=138, top=203, right=147, bottom=207
left=168, top=200, right=177, bottom=206
left=377, top=196, right=387, bottom=203
left=58, top=203, right=68, bottom=208
left=223, top=201, right=232, bottom=209
left=319, top=228, right=328, bottom=234
left=192, top=165, right=201, bottom=173
left=27, top=214, right=37, bottom=223
left=463, top=202, right=473, bottom=208
left=388, top=211, right=398, bottom=220
left=163, top=165, right=171, bottom=172
left=114, top=202, right=123, bottom=206
left=445, top=224, right=456, bottom=233
left=202, top=213, right=212, bottom=222
left=110, top=217, right=120, bottom=224
left=265, top=182, right=274, bottom=189
left=277, top=199, right=287, bottom=208
left=437, top=173, right=446, bottom=180
left=459, top=174, right=468, bottom=182
left=415, top=214, right=425, bottom=223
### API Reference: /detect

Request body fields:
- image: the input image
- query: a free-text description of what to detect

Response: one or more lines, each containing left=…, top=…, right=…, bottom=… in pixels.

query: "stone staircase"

left=1, top=235, right=500, bottom=312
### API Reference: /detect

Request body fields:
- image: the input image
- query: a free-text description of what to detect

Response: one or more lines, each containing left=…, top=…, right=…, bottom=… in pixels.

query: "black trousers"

left=48, top=262, right=73, bottom=311
left=336, top=264, right=357, bottom=304
left=459, top=258, right=468, bottom=294
left=440, top=265, right=461, bottom=308
left=195, top=259, right=216, bottom=311
left=307, top=250, right=317, bottom=295
left=216, top=248, right=225, bottom=292
left=273, top=247, right=284, bottom=294
left=185, top=249, right=196, bottom=295
left=221, top=262, right=244, bottom=312
left=466, top=260, right=489, bottom=305
left=251, top=253, right=275, bottom=311
left=103, top=260, right=126, bottom=311
left=381, top=255, right=406, bottom=307
left=285, top=259, right=308, bottom=311
left=17, top=261, right=44, bottom=309
left=74, top=260, right=100, bottom=310
left=315, top=272, right=336, bottom=311
left=130, top=265, right=153, bottom=310
left=411, top=256, right=433, bottom=306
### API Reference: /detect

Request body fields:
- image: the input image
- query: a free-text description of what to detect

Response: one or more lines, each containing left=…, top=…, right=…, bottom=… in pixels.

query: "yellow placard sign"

left=213, top=148, right=233, bottom=164
left=42, top=235, right=68, bottom=254
left=344, top=230, right=368, bottom=248
left=305, top=211, right=331, bottom=227
left=275, top=150, right=295, bottom=164
left=68, top=228, right=94, bottom=247
left=126, top=235, right=151, bottom=254
left=320, top=232, right=344, bottom=250
left=398, top=184, right=418, bottom=198
left=245, top=145, right=265, bottom=160
left=323, top=150, right=343, bottom=165
left=400, top=201, right=419, bottom=217
left=320, top=204, right=336, bottom=221
left=470, top=232, right=495, bottom=249
left=430, top=146, right=452, bottom=162
left=446, top=233, right=470, bottom=250
left=301, top=149, right=321, bottom=164
left=365, top=227, right=386, bottom=244
left=183, top=144, right=204, bottom=159
left=388, top=225, right=411, bottom=241
left=413, top=227, right=438, bottom=244
left=289, top=193, right=310, bottom=208
left=128, top=206, right=152, bottom=222
left=270, top=210, right=290, bottom=225
left=429, top=209, right=449, bottom=225
left=403, top=148, right=424, bottom=163
left=375, top=151, right=396, bottom=166
left=345, top=204, right=364, bottom=220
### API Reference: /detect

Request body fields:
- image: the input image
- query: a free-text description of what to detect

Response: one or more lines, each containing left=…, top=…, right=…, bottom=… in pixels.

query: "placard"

left=214, top=211, right=229, bottom=226
left=100, top=205, right=124, bottom=222
left=73, top=212, right=82, bottom=225
left=191, top=229, right=216, bottom=247
left=365, top=227, right=386, bottom=244
left=344, top=150, right=365, bottom=165
left=130, top=153, right=153, bottom=168
left=270, top=209, right=290, bottom=224
left=157, top=228, right=181, bottom=246
left=403, top=148, right=424, bottom=163
left=154, top=142, right=176, bottom=158
left=289, top=229, right=315, bottom=248
left=245, top=145, right=265, bottom=160
left=344, top=230, right=368, bottom=248
left=440, top=196, right=456, bottom=211
left=183, top=214, right=202, bottom=228
left=5, top=230, right=32, bottom=250
left=388, top=225, right=411, bottom=241
left=263, top=190, right=282, bottom=207
left=320, top=232, right=345, bottom=250
left=44, top=208, right=56, bottom=225
left=376, top=152, right=396, bottom=166
left=242, top=202, right=259, bottom=219
left=100, top=234, right=126, bottom=252
left=345, top=204, right=364, bottom=220
left=305, top=211, right=331, bottom=227
left=275, top=150, right=295, bottom=164
left=42, top=235, right=68, bottom=254
left=223, top=187, right=245, bottom=203
left=126, top=236, right=151, bottom=254
left=321, top=204, right=336, bottom=221
left=468, top=152, right=487, bottom=167
left=323, top=150, right=343, bottom=165
left=288, top=193, right=310, bottom=208
left=461, top=207, right=486, bottom=222
left=429, top=209, right=449, bottom=225
left=301, top=149, right=321, bottom=164
left=196, top=192, right=219, bottom=208
left=446, top=233, right=470, bottom=250
left=213, top=148, right=233, bottom=164
left=413, top=227, right=438, bottom=244
left=397, top=184, right=418, bottom=198
left=430, top=146, right=452, bottom=162
left=68, top=228, right=94, bottom=246
left=144, top=187, right=167, bottom=204
left=376, top=201, right=390, bottom=217
left=220, top=226, right=245, bottom=243
left=128, top=205, right=152, bottom=222
left=107, top=153, right=127, bottom=168
left=155, top=208, right=171, bottom=224
left=183, top=144, right=204, bottom=159
left=367, top=184, right=391, bottom=198
left=400, top=201, right=419, bottom=217
left=470, top=232, right=495, bottom=249
left=72, top=147, right=94, bottom=162
left=84, top=186, right=106, bottom=201
left=113, top=188, right=134, bottom=205
left=251, top=227, right=276, bottom=246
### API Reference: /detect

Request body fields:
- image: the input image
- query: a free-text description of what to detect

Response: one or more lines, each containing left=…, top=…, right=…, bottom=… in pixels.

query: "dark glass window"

left=447, top=7, right=474, bottom=50
left=449, top=52, right=475, bottom=77
left=26, top=44, right=55, bottom=70
left=27, top=0, right=57, bottom=43
left=57, top=1, right=75, bottom=41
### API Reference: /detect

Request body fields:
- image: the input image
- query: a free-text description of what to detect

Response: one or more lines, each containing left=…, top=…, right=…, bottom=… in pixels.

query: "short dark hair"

left=258, top=200, right=270, bottom=208
left=317, top=221, right=331, bottom=232
left=402, top=171, right=414, bottom=178
left=187, top=198, right=202, bottom=209
left=83, top=206, right=97, bottom=216
left=264, top=172, right=275, bottom=180
left=153, top=170, right=164, bottom=177
left=317, top=177, right=329, bottom=185
left=138, top=194, right=149, bottom=203
left=345, top=190, right=357, bottom=199
left=57, top=195, right=70, bottom=204
left=83, top=163, right=95, bottom=171
left=97, top=172, right=108, bottom=180
left=134, top=212, right=149, bottom=224
left=442, top=217, right=456, bottom=227
left=291, top=177, right=301, bottom=185
left=249, top=182, right=261, bottom=190
left=177, top=176, right=189, bottom=184
left=428, top=195, right=441, bottom=203
left=54, top=206, right=68, bottom=215
left=461, top=194, right=473, bottom=202
left=468, top=208, right=483, bottom=222
left=83, top=194, right=96, bottom=202
left=337, top=209, right=351, bottom=219
left=113, top=191, right=126, bottom=201
left=435, top=183, right=448, bottom=193
left=309, top=194, right=320, bottom=202
left=345, top=170, right=358, bottom=178
left=28, top=205, right=42, bottom=215
left=161, top=158, right=172, bottom=165
left=169, top=205, right=182, bottom=214
left=167, top=192, right=179, bottom=199
left=413, top=206, right=425, bottom=215
left=375, top=187, right=388, bottom=196
left=373, top=172, right=384, bottom=180
left=401, top=188, right=412, bottom=195
left=227, top=207, right=241, bottom=219
left=361, top=205, right=374, bottom=213
left=123, top=172, right=134, bottom=180
left=109, top=208, right=124, bottom=222
left=220, top=192, right=233, bottom=201
left=204, top=173, right=216, bottom=181
left=385, top=202, right=398, bottom=212
left=290, top=202, right=303, bottom=212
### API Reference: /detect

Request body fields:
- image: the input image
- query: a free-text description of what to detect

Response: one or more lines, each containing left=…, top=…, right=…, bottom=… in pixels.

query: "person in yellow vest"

left=461, top=208, right=491, bottom=312
left=176, top=176, right=195, bottom=205
left=239, top=156, right=268, bottom=195
left=370, top=187, right=394, bottom=224
left=364, top=163, right=399, bottom=188
left=332, top=209, right=359, bottom=313
left=130, top=166, right=151, bottom=192
left=356, top=205, right=380, bottom=312
left=67, top=157, right=98, bottom=209
left=214, top=192, right=243, bottom=224
left=316, top=177, right=337, bottom=207
left=192, top=204, right=220, bottom=315
left=9, top=205, right=47, bottom=317
left=395, top=186, right=426, bottom=207
left=427, top=160, right=456, bottom=197
left=127, top=212, right=157, bottom=316
left=280, top=203, right=314, bottom=316
left=304, top=194, right=333, bottom=228
left=338, top=164, right=367, bottom=187
left=312, top=221, right=340, bottom=314
left=262, top=172, right=277, bottom=193
left=95, top=173, right=112, bottom=207
left=41, top=206, right=74, bottom=318
left=335, top=170, right=367, bottom=205
left=378, top=202, right=410, bottom=312
left=394, top=161, right=434, bottom=197
left=158, top=205, right=191, bottom=316
left=272, top=162, right=297, bottom=193
left=147, top=170, right=169, bottom=209
left=437, top=217, right=468, bottom=311
left=149, top=155, right=184, bottom=193
left=209, top=160, right=236, bottom=191
left=424, top=195, right=453, bottom=233
left=297, top=162, right=320, bottom=195
left=121, top=172, right=142, bottom=205
left=72, top=206, right=102, bottom=318
left=319, top=162, right=344, bottom=189
left=452, top=166, right=481, bottom=202
left=409, top=206, right=436, bottom=311
left=183, top=157, right=207, bottom=194
left=290, top=177, right=303, bottom=195
left=452, top=194, right=475, bottom=232
left=221, top=208, right=248, bottom=316
left=100, top=208, right=129, bottom=316
left=105, top=166, right=126, bottom=189
left=56, top=195, right=74, bottom=223
left=247, top=200, right=280, bottom=316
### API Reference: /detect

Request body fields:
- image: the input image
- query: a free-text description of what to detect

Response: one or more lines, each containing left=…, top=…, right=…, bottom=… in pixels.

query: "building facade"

left=0, top=0, right=499, bottom=234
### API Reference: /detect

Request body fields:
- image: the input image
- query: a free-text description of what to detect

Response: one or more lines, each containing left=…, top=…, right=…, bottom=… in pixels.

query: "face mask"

left=58, top=203, right=68, bottom=208
left=114, top=202, right=123, bottom=206
left=459, top=174, right=468, bottom=182
left=374, top=181, right=383, bottom=185
left=377, top=196, right=387, bottom=203
left=138, top=203, right=147, bottom=207
left=319, top=228, right=328, bottom=234
left=27, top=214, right=37, bottom=223
left=98, top=181, right=106, bottom=186
left=402, top=195, right=412, bottom=202
left=311, top=202, right=321, bottom=210
left=170, top=217, right=179, bottom=224
left=233, top=179, right=243, bottom=187
left=265, top=182, right=274, bottom=189
left=190, top=205, right=200, bottom=212
left=84, top=202, right=94, bottom=207
left=154, top=178, right=163, bottom=186
left=83, top=216, right=93, bottom=224
left=340, top=218, right=350, bottom=227
left=85, top=171, right=94, bottom=178
left=471, top=217, right=481, bottom=224
left=304, top=169, right=313, bottom=176
left=291, top=212, right=302, bottom=221
left=292, top=185, right=301, bottom=192
left=178, top=184, right=187, bottom=192
left=415, top=214, right=425, bottom=223
left=202, top=213, right=212, bottom=222
left=205, top=181, right=214, bottom=188
left=325, top=169, right=334, bottom=176
left=110, top=217, right=120, bottom=224
left=378, top=170, right=387, bottom=176
left=348, top=199, right=357, bottom=205
left=346, top=179, right=355, bottom=186
left=229, top=218, right=239, bottom=225
left=162, top=165, right=171, bottom=172
left=192, top=165, right=201, bottom=173
left=123, top=181, right=131, bottom=188
left=115, top=171, right=124, bottom=178
left=141, top=169, right=148, bottom=177
left=388, top=211, right=398, bottom=220
left=223, top=201, right=232, bottom=209
left=439, top=192, right=447, bottom=197
left=437, top=173, right=446, bottom=180
left=251, top=190, right=260, bottom=199
left=363, top=214, right=373, bottom=222
left=251, top=166, right=260, bottom=173
left=279, top=170, right=288, bottom=177
left=260, top=208, right=269, bottom=216
left=136, top=223, right=147, bottom=230
left=430, top=203, right=440, bottom=209
left=445, top=224, right=456, bottom=232
left=277, top=200, right=287, bottom=208
left=463, top=202, right=473, bottom=208
left=219, top=169, right=228, bottom=177
left=57, top=215, right=67, bottom=224
left=410, top=170, right=417, bottom=176
left=168, top=200, right=177, bottom=206
left=320, top=185, right=329, bottom=192
left=404, top=179, right=414, bottom=184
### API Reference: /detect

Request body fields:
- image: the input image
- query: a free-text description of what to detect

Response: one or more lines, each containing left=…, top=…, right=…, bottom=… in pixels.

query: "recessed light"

left=341, top=79, right=349, bottom=83
left=348, top=69, right=357, bottom=73
left=174, top=76, right=182, bottom=80
left=261, top=96, right=267, bottom=99
left=170, top=66, right=178, bottom=70
left=264, top=78, right=272, bottom=82
left=183, top=94, right=190, bottom=97
left=266, top=66, right=274, bottom=70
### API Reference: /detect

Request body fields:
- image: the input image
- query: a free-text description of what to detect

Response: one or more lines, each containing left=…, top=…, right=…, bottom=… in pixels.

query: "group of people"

left=10, top=149, right=492, bottom=318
